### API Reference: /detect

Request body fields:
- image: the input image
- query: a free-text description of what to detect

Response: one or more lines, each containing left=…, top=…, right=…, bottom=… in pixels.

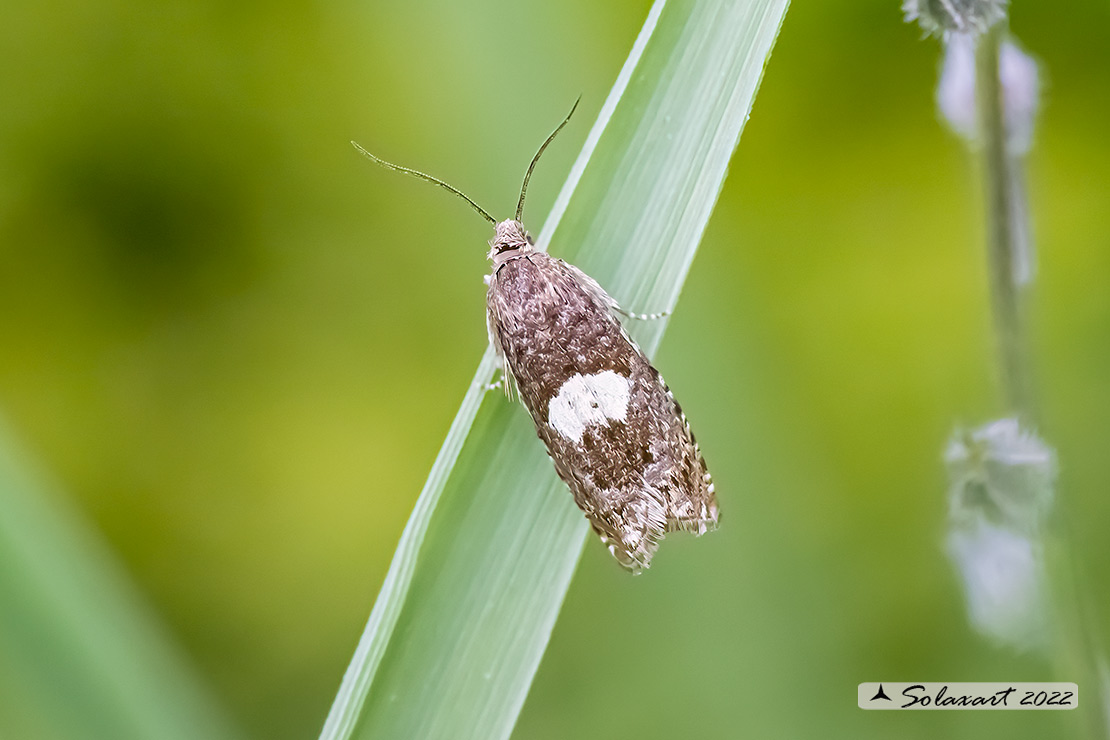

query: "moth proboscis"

left=354, top=100, right=718, bottom=572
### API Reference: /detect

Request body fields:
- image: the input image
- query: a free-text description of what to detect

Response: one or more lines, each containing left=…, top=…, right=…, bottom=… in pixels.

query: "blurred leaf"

left=0, top=417, right=242, bottom=740
left=320, top=1, right=789, bottom=739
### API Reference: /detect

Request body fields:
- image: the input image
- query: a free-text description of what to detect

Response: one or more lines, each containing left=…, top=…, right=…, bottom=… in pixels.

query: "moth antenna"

left=351, top=141, right=497, bottom=224
left=515, top=96, right=581, bottom=222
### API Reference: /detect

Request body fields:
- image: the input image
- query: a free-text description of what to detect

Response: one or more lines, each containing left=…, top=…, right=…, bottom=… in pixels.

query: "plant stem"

left=976, top=30, right=1110, bottom=735
left=974, top=26, right=1035, bottom=422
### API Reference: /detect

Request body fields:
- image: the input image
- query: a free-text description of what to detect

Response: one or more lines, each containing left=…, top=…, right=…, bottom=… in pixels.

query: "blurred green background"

left=2, top=0, right=1109, bottom=738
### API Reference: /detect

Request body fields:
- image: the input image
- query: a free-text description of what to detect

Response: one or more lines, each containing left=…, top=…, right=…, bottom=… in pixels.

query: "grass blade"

left=0, top=418, right=242, bottom=740
left=320, top=1, right=789, bottom=738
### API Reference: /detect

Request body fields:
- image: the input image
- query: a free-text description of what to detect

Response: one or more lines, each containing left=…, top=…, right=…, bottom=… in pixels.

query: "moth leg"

left=613, top=305, right=670, bottom=321
left=478, top=370, right=517, bottom=399
left=480, top=374, right=505, bottom=394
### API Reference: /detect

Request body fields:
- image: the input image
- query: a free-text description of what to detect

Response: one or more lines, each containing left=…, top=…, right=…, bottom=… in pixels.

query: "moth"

left=354, top=101, right=717, bottom=571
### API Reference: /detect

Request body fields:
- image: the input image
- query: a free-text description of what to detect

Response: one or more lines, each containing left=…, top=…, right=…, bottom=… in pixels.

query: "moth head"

left=487, top=219, right=532, bottom=260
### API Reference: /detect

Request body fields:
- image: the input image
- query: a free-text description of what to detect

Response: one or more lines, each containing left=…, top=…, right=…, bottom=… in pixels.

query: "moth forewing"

left=485, top=222, right=717, bottom=571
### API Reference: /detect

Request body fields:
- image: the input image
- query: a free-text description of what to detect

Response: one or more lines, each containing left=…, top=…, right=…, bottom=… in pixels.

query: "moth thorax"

left=488, top=219, right=532, bottom=262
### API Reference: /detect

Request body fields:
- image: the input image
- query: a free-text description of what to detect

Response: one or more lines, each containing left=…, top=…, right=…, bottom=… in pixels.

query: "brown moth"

left=354, top=101, right=717, bottom=571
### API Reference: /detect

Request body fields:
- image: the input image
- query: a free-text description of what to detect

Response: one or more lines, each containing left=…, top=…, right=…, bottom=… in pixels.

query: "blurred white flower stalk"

left=944, top=419, right=1054, bottom=649
left=910, top=6, right=1109, bottom=736
left=927, top=21, right=1041, bottom=413
left=937, top=33, right=1040, bottom=287
left=911, top=5, right=1053, bottom=650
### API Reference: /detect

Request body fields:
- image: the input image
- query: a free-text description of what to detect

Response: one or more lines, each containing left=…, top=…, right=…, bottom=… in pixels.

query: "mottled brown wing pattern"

left=486, top=247, right=717, bottom=571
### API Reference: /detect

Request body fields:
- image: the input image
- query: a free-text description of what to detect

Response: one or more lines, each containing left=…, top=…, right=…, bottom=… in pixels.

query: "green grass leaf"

left=0, top=418, right=242, bottom=740
left=320, top=1, right=790, bottom=738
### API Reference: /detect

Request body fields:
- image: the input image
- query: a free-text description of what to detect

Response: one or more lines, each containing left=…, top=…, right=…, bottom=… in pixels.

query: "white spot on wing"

left=548, top=370, right=631, bottom=443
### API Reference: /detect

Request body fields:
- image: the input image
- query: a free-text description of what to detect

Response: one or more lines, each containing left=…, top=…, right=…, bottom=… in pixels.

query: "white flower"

left=998, top=39, right=1041, bottom=157
left=937, top=34, right=1041, bottom=156
left=945, top=418, right=1056, bottom=533
left=937, top=32, right=978, bottom=142
left=904, top=0, right=1009, bottom=39
left=946, top=518, right=1047, bottom=649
